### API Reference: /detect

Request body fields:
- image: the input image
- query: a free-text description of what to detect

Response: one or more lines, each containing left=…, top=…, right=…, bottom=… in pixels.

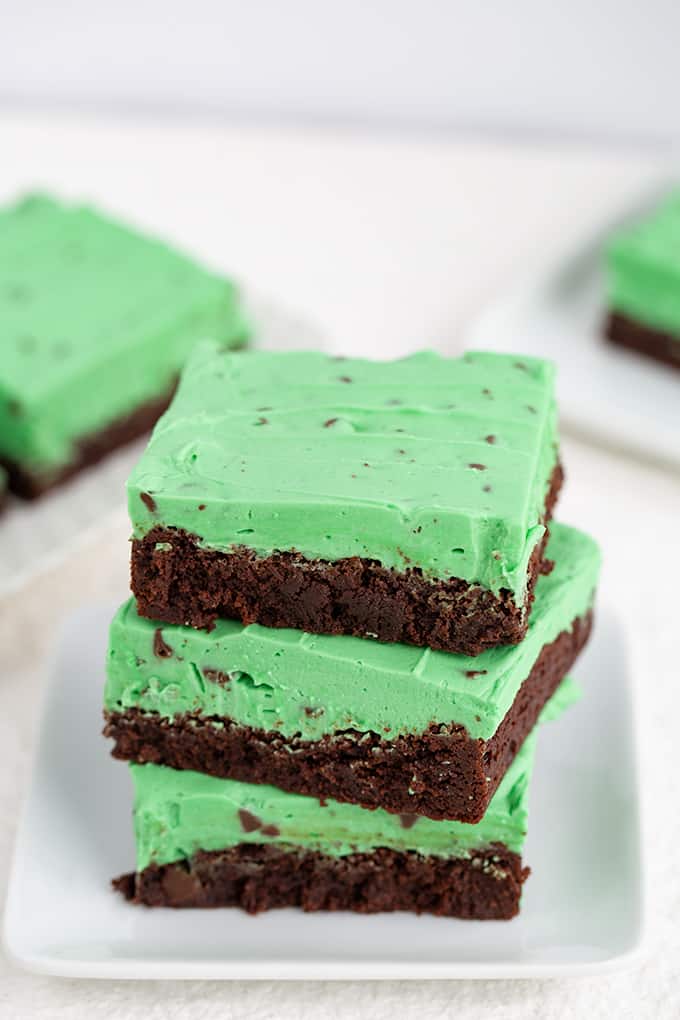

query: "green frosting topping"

left=128, top=343, right=558, bottom=598
left=606, top=190, right=680, bottom=336
left=130, top=678, right=578, bottom=871
left=0, top=194, right=248, bottom=474
left=105, top=524, right=599, bottom=743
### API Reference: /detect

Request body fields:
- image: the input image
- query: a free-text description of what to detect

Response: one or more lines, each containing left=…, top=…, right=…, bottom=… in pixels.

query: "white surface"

left=0, top=292, right=324, bottom=599
left=466, top=176, right=680, bottom=470
left=0, top=112, right=677, bottom=1017
left=3, top=604, right=643, bottom=980
left=4, top=1, right=680, bottom=145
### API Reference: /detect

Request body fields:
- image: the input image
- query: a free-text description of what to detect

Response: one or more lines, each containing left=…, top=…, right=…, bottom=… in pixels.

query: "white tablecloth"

left=0, top=112, right=677, bottom=1018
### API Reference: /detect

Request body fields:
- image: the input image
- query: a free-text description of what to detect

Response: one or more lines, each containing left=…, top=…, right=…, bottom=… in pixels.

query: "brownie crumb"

left=153, top=629, right=174, bottom=658
left=140, top=492, right=157, bottom=513
left=399, top=814, right=419, bottom=829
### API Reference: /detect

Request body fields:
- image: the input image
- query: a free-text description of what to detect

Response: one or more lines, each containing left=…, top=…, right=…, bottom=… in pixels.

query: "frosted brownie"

left=105, top=524, right=598, bottom=822
left=604, top=190, right=680, bottom=370
left=0, top=194, right=248, bottom=497
left=129, top=343, right=562, bottom=654
left=114, top=684, right=575, bottom=919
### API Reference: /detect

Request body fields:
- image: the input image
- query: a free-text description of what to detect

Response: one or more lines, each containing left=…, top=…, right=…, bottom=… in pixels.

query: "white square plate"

left=4, top=604, right=644, bottom=979
left=465, top=177, right=680, bottom=470
left=0, top=291, right=324, bottom=600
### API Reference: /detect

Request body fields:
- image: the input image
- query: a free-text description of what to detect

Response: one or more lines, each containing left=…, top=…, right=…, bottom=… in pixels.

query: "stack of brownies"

left=104, top=344, right=600, bottom=919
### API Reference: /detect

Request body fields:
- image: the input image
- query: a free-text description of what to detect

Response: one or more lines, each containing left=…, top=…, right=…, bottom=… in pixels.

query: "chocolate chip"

left=161, top=864, right=200, bottom=906
left=485, top=435, right=496, bottom=444
left=140, top=492, right=157, bottom=512
left=153, top=629, right=173, bottom=658
left=399, top=814, right=419, bottom=829
left=464, top=669, right=488, bottom=678
left=198, top=504, right=206, bottom=510
left=468, top=463, right=486, bottom=471
left=260, top=824, right=280, bottom=837
left=202, top=668, right=231, bottom=685
left=323, top=418, right=338, bottom=428
left=238, top=809, right=262, bottom=833
left=338, top=375, right=352, bottom=383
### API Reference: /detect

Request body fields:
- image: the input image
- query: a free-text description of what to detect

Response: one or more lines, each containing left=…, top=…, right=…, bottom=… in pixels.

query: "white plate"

left=3, top=603, right=644, bottom=980
left=0, top=291, right=325, bottom=600
left=465, top=177, right=680, bottom=471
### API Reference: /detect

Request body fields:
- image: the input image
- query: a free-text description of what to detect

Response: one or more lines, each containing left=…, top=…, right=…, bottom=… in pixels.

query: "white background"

left=2, top=0, right=680, bottom=145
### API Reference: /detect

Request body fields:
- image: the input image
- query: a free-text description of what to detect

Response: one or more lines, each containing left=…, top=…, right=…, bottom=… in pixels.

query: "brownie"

left=0, top=194, right=248, bottom=498
left=105, top=609, right=591, bottom=822
left=604, top=189, right=680, bottom=371
left=114, top=843, right=529, bottom=920
left=128, top=344, right=562, bottom=654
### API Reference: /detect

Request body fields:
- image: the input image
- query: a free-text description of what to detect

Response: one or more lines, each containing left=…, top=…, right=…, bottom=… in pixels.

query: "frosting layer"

left=106, top=524, right=600, bottom=742
left=128, top=343, right=558, bottom=597
left=0, top=194, right=248, bottom=473
left=130, top=679, right=577, bottom=871
left=606, top=190, right=680, bottom=337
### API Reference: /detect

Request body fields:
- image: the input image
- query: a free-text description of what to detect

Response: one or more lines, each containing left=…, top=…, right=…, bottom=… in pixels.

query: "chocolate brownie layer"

left=130, top=462, right=563, bottom=656
left=105, top=609, right=590, bottom=822
left=1, top=386, right=176, bottom=500
left=114, top=842, right=528, bottom=919
left=604, top=310, right=680, bottom=372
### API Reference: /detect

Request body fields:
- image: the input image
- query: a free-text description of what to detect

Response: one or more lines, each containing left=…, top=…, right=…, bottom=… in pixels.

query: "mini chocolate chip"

left=386, top=398, right=402, bottom=406
left=203, top=668, right=232, bottom=685
left=256, top=406, right=272, bottom=412
left=198, top=504, right=206, bottom=510
left=464, top=669, right=488, bottom=678
left=261, top=824, right=280, bottom=837
left=161, top=864, right=200, bottom=906
left=514, top=361, right=528, bottom=371
left=468, top=463, right=486, bottom=470
left=363, top=462, right=370, bottom=467
left=7, top=399, right=21, bottom=416
left=238, top=809, right=262, bottom=833
left=527, top=405, right=537, bottom=414
left=323, top=418, right=338, bottom=428
left=304, top=706, right=324, bottom=718
left=483, top=484, right=493, bottom=493
left=338, top=375, right=352, bottom=383
left=140, top=492, right=157, bottom=512
left=397, top=449, right=406, bottom=455
left=255, top=416, right=269, bottom=425
left=399, top=814, right=419, bottom=829
left=485, top=435, right=496, bottom=444
left=351, top=473, right=357, bottom=478
left=153, top=629, right=173, bottom=658
left=482, top=388, right=492, bottom=397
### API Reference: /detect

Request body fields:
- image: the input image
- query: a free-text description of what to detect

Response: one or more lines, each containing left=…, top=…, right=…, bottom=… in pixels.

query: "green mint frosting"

left=0, top=194, right=248, bottom=475
left=130, top=678, right=578, bottom=871
left=128, top=343, right=558, bottom=598
left=105, top=524, right=599, bottom=743
left=606, top=190, right=680, bottom=337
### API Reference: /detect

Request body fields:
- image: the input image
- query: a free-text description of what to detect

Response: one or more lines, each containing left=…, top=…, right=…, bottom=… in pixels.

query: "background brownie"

left=0, top=194, right=248, bottom=498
